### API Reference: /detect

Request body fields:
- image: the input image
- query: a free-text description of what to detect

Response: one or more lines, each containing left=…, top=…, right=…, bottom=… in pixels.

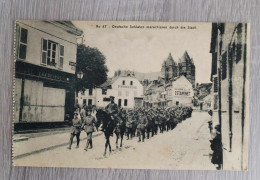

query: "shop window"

left=124, top=99, right=128, bottom=106
left=18, top=27, right=28, bottom=60
left=122, top=80, right=125, bottom=85
left=89, top=88, right=93, bottom=96
left=118, top=99, right=122, bottom=107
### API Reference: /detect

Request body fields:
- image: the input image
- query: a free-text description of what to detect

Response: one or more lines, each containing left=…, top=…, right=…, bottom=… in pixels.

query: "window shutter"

left=18, top=27, right=28, bottom=60
left=213, top=77, right=218, bottom=93
left=59, top=45, right=64, bottom=68
left=41, top=39, right=48, bottom=64
left=222, top=52, right=227, bottom=80
left=15, top=23, right=20, bottom=59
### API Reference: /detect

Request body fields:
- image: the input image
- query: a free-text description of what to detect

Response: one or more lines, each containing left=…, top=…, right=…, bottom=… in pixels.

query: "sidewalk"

left=13, top=129, right=103, bottom=160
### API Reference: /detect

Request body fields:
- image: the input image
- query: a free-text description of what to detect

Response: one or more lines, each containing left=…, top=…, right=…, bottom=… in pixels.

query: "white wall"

left=16, top=21, right=77, bottom=74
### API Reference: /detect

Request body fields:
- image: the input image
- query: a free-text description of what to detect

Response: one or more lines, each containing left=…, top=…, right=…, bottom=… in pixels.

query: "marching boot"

left=84, top=140, right=89, bottom=151
left=89, top=140, right=93, bottom=149
left=67, top=145, right=71, bottom=150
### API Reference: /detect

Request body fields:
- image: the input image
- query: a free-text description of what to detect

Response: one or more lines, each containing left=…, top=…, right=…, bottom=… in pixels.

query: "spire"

left=180, top=51, right=193, bottom=64
left=165, top=53, right=176, bottom=66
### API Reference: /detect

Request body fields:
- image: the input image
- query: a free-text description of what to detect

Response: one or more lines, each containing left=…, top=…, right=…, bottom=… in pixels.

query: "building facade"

left=14, top=21, right=83, bottom=126
left=166, top=76, right=194, bottom=107
left=210, top=23, right=249, bottom=170
left=78, top=75, right=144, bottom=109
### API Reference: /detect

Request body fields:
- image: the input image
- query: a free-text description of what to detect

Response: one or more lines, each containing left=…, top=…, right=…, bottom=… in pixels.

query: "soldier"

left=153, top=110, right=159, bottom=135
left=81, top=108, right=96, bottom=151
left=145, top=110, right=152, bottom=139
left=126, top=110, right=134, bottom=140
left=67, top=111, right=82, bottom=150
left=137, top=111, right=148, bottom=142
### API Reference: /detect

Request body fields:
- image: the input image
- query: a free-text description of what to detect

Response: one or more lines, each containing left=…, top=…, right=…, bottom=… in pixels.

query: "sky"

left=73, top=21, right=212, bottom=83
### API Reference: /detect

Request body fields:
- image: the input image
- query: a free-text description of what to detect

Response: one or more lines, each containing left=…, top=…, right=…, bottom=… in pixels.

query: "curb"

left=13, top=132, right=103, bottom=160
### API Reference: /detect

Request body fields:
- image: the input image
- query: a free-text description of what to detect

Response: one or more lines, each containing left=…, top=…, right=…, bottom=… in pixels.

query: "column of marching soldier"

left=67, top=97, right=193, bottom=152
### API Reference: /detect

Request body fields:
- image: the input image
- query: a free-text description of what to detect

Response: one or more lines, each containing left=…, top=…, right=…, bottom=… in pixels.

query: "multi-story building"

left=14, top=21, right=83, bottom=128
left=209, top=23, right=249, bottom=170
left=78, top=73, right=143, bottom=109
left=165, top=75, right=194, bottom=107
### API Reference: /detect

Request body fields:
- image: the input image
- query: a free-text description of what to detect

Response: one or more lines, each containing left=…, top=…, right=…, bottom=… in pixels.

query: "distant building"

left=161, top=53, right=178, bottom=82
left=78, top=73, right=143, bottom=109
left=165, top=76, right=194, bottom=107
left=178, top=51, right=196, bottom=87
left=14, top=21, right=83, bottom=126
left=161, top=52, right=196, bottom=87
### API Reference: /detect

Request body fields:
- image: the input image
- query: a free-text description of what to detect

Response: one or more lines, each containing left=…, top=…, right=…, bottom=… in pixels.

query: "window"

left=81, top=91, right=85, bottom=95
left=102, top=89, right=107, bottom=95
left=18, top=27, right=28, bottom=60
left=88, top=99, right=92, bottom=105
left=122, top=80, right=125, bottom=85
left=118, top=99, right=122, bottom=107
left=89, top=89, right=93, bottom=96
left=130, top=81, right=133, bottom=85
left=83, top=99, right=87, bottom=105
left=124, top=99, right=128, bottom=106
left=41, top=39, right=62, bottom=68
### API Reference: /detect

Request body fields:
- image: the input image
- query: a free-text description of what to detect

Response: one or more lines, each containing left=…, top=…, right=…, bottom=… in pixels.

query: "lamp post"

left=75, top=70, right=84, bottom=108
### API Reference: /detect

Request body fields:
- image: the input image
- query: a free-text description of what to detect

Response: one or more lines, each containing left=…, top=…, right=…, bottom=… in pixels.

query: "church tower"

left=161, top=53, right=178, bottom=82
left=178, top=51, right=196, bottom=87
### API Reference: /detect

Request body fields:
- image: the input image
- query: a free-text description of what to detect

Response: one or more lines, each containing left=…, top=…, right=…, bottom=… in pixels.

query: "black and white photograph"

left=12, top=21, right=249, bottom=171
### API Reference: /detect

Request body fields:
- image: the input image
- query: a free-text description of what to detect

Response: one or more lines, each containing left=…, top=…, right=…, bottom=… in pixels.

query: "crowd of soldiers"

left=124, top=106, right=193, bottom=142
left=68, top=96, right=193, bottom=150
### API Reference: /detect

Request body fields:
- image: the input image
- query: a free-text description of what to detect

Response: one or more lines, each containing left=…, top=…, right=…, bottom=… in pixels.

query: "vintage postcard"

left=12, top=21, right=249, bottom=170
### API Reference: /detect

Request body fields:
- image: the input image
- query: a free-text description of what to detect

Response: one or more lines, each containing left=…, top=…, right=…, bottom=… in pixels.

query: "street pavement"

left=13, top=111, right=216, bottom=170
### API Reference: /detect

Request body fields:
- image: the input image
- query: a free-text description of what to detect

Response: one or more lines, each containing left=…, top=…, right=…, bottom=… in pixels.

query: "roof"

left=48, top=21, right=83, bottom=36
left=198, top=83, right=212, bottom=90
left=163, top=53, right=176, bottom=66
left=179, top=51, right=194, bottom=64
left=98, top=77, right=119, bottom=89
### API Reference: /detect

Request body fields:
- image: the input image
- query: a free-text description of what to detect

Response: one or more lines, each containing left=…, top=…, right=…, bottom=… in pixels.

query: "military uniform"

left=81, top=114, right=96, bottom=150
left=137, top=112, right=148, bottom=142
left=68, top=114, right=81, bottom=149
left=126, top=112, right=134, bottom=139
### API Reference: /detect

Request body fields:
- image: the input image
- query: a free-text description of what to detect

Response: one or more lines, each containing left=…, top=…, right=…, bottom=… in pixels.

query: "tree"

left=76, top=44, right=108, bottom=91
